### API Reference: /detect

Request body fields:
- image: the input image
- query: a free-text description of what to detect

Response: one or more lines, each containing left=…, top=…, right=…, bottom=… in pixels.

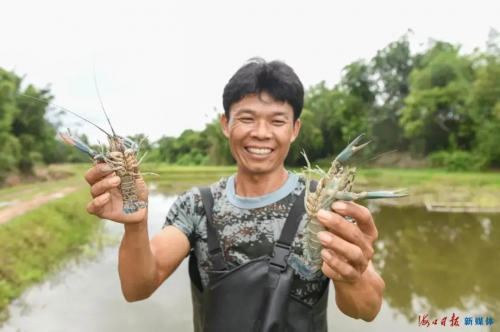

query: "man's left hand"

left=315, top=201, right=378, bottom=283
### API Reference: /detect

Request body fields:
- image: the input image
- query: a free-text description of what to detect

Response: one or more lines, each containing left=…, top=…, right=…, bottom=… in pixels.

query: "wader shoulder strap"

left=257, top=180, right=318, bottom=331
left=199, top=187, right=228, bottom=271
left=270, top=180, right=318, bottom=271
left=279, top=180, right=318, bottom=244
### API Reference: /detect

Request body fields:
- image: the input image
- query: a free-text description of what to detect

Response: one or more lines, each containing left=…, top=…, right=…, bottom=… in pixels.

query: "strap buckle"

left=209, top=249, right=228, bottom=271
left=270, top=242, right=292, bottom=271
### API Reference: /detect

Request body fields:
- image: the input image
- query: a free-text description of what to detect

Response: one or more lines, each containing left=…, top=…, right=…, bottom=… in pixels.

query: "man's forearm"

left=118, top=218, right=158, bottom=302
left=333, top=263, right=385, bottom=322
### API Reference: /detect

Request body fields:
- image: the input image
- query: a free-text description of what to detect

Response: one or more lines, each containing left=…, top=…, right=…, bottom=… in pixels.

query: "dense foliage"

left=1, top=29, right=499, bottom=180
left=0, top=71, right=90, bottom=182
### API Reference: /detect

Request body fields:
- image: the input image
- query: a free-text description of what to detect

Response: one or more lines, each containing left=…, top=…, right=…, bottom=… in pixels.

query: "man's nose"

left=250, top=121, right=272, bottom=140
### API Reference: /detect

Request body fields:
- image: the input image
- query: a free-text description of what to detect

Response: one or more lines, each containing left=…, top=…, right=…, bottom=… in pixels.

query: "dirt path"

left=0, top=186, right=82, bottom=225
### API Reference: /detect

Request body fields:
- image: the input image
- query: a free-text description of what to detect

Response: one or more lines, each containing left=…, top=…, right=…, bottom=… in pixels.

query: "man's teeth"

left=246, top=148, right=272, bottom=155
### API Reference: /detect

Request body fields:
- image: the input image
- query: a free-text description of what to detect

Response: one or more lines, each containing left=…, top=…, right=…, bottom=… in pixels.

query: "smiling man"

left=84, top=57, right=385, bottom=332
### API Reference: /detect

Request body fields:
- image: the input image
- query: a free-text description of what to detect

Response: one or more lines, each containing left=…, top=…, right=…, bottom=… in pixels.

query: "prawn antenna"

left=356, top=149, right=398, bottom=168
left=16, top=92, right=111, bottom=136
left=93, top=60, right=117, bottom=137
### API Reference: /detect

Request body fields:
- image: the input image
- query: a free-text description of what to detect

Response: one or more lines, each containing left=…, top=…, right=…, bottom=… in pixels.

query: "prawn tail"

left=123, top=200, right=148, bottom=215
left=120, top=174, right=147, bottom=214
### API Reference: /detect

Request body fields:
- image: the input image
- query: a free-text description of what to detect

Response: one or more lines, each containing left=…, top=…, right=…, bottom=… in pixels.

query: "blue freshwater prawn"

left=290, top=134, right=409, bottom=277
left=18, top=79, right=158, bottom=214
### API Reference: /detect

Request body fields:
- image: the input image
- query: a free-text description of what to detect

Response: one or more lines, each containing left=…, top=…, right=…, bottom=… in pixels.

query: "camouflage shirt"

left=163, top=171, right=330, bottom=306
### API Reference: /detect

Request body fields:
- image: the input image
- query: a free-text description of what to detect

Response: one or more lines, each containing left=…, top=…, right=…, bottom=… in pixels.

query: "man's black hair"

left=222, top=57, right=304, bottom=122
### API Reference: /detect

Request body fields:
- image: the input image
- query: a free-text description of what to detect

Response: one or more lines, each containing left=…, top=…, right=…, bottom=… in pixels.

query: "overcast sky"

left=1, top=0, right=499, bottom=144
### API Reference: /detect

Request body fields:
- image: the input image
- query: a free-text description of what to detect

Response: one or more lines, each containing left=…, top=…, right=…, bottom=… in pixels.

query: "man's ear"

left=290, top=119, right=301, bottom=143
left=221, top=113, right=230, bottom=138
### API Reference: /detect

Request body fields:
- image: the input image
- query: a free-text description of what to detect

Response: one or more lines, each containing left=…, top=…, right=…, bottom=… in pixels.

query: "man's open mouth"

left=245, top=147, right=273, bottom=155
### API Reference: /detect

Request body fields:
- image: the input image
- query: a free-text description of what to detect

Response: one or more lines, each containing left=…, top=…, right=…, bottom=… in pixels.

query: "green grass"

left=351, top=168, right=500, bottom=206
left=0, top=188, right=103, bottom=322
left=359, top=168, right=500, bottom=187
left=0, top=164, right=88, bottom=204
left=143, top=164, right=238, bottom=194
left=3, top=163, right=500, bottom=207
left=142, top=164, right=500, bottom=207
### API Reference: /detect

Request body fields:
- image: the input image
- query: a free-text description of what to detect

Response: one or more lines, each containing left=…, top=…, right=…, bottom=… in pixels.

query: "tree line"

left=148, top=29, right=500, bottom=171
left=1, top=29, right=499, bottom=182
left=0, top=70, right=91, bottom=183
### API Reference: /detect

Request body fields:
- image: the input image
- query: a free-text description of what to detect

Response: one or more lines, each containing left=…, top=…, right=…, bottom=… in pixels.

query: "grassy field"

left=2, top=163, right=499, bottom=207
left=0, top=164, right=89, bottom=210
left=345, top=168, right=500, bottom=207
left=143, top=164, right=500, bottom=207
left=0, top=188, right=103, bottom=322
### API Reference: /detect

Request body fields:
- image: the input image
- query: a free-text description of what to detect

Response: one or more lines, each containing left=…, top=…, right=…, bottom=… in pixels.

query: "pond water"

left=2, top=192, right=499, bottom=332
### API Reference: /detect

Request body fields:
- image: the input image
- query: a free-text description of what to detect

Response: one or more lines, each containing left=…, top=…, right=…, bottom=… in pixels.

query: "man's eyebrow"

left=233, top=109, right=290, bottom=118
left=233, top=109, right=256, bottom=116
left=270, top=111, right=290, bottom=118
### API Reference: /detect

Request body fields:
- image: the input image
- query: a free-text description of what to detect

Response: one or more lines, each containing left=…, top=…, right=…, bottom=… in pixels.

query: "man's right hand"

left=83, top=163, right=191, bottom=302
left=84, top=163, right=149, bottom=224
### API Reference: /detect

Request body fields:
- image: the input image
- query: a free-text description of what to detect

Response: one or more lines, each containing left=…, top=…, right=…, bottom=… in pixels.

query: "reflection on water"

left=373, top=205, right=500, bottom=325
left=2, top=193, right=498, bottom=332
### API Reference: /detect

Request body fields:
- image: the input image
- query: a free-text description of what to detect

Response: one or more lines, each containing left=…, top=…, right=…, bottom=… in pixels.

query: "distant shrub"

left=175, top=151, right=209, bottom=166
left=427, top=150, right=486, bottom=171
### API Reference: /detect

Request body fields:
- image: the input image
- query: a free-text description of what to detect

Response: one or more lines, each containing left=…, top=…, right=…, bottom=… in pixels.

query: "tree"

left=304, top=81, right=343, bottom=159
left=370, top=32, right=413, bottom=152
left=399, top=42, right=475, bottom=155
left=155, top=136, right=177, bottom=164
left=12, top=84, right=58, bottom=174
left=203, top=113, right=234, bottom=165
left=0, top=68, right=62, bottom=178
left=285, top=108, right=323, bottom=166
left=467, top=28, right=500, bottom=168
left=0, top=69, right=22, bottom=177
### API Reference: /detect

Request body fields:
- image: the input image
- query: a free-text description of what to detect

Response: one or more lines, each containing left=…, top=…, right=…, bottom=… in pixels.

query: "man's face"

left=221, top=92, right=301, bottom=175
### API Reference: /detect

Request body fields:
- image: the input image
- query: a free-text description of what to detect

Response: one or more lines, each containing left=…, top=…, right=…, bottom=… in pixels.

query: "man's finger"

left=318, top=231, right=370, bottom=267
left=321, top=249, right=359, bottom=283
left=316, top=209, right=369, bottom=247
left=90, top=175, right=121, bottom=198
left=86, top=192, right=110, bottom=216
left=331, top=201, right=378, bottom=241
left=84, top=163, right=114, bottom=185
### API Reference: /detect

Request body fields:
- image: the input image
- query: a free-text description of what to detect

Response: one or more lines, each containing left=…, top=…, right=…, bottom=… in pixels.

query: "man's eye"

left=241, top=117, right=253, bottom=122
left=272, top=120, right=285, bottom=125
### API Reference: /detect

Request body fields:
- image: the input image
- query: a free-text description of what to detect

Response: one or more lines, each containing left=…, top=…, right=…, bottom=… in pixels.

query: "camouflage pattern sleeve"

left=163, top=188, right=199, bottom=247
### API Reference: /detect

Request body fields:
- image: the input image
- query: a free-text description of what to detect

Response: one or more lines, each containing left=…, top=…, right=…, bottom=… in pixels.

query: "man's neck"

left=234, top=167, right=289, bottom=197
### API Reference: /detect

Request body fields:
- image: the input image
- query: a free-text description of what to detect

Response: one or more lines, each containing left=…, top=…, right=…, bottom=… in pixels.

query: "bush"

left=427, top=150, right=486, bottom=171
left=175, top=151, right=209, bottom=166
